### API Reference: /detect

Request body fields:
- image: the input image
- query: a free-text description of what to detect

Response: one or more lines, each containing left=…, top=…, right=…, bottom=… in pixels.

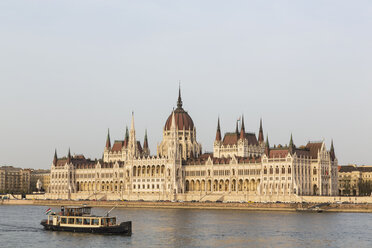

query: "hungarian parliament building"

left=48, top=89, right=339, bottom=202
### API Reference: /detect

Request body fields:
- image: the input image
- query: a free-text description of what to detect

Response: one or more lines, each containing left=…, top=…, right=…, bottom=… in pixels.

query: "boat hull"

left=40, top=220, right=132, bottom=235
left=296, top=208, right=323, bottom=213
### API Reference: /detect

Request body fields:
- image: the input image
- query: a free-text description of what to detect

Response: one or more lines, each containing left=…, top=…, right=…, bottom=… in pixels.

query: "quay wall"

left=2, top=199, right=372, bottom=213
left=24, top=192, right=372, bottom=204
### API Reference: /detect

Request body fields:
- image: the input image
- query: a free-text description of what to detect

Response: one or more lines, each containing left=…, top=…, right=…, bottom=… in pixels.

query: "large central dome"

left=164, top=89, right=194, bottom=131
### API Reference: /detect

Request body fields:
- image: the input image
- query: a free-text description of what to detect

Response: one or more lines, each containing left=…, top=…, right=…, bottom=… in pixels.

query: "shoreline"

left=2, top=199, right=372, bottom=213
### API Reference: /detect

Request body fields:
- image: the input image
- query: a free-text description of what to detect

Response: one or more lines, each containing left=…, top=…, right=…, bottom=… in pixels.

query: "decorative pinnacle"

left=125, top=126, right=129, bottom=139
left=258, top=118, right=264, bottom=143
left=265, top=134, right=270, bottom=148
left=106, top=128, right=111, bottom=148
left=241, top=115, right=245, bottom=131
left=143, top=129, right=148, bottom=149
left=216, top=117, right=222, bottom=141
left=67, top=148, right=71, bottom=163
left=53, top=149, right=58, bottom=165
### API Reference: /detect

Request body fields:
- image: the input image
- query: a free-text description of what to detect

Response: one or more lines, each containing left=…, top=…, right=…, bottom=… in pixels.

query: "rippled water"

left=0, top=205, right=371, bottom=247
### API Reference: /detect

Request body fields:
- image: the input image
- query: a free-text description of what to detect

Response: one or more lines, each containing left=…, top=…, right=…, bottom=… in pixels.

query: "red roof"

left=164, top=108, right=194, bottom=131
left=111, top=141, right=124, bottom=152
left=305, top=142, right=323, bottom=159
left=222, top=132, right=258, bottom=146
left=269, top=149, right=289, bottom=158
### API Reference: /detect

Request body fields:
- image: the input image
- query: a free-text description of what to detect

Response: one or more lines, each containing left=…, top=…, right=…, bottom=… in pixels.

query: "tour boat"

left=40, top=206, right=132, bottom=235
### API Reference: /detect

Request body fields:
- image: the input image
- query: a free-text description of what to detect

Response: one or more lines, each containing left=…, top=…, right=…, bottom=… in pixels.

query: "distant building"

left=48, top=88, right=338, bottom=201
left=0, top=166, right=31, bottom=194
left=30, top=169, right=51, bottom=193
left=338, top=165, right=372, bottom=196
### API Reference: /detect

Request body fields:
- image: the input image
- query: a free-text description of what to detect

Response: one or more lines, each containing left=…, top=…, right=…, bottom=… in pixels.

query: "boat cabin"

left=47, top=206, right=117, bottom=228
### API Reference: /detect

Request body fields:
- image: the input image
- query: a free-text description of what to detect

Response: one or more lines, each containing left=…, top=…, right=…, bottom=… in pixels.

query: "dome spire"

left=177, top=84, right=183, bottom=109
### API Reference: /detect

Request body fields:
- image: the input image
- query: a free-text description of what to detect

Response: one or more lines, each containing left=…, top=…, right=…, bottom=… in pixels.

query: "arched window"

left=282, top=166, right=285, bottom=174
left=288, top=166, right=291, bottom=174
left=270, top=167, right=273, bottom=174
left=264, top=167, right=267, bottom=174
left=275, top=166, right=279, bottom=174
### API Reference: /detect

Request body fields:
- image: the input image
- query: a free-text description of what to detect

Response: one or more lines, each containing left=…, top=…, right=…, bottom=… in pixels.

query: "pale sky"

left=0, top=0, right=371, bottom=169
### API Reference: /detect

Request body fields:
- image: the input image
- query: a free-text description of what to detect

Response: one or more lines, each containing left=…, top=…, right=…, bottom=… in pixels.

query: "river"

left=0, top=205, right=371, bottom=247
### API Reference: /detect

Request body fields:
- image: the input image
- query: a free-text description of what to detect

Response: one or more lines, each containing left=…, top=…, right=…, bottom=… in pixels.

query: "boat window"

left=109, top=218, right=116, bottom=225
left=102, top=218, right=108, bottom=226
left=92, top=219, right=99, bottom=225
left=61, top=218, right=67, bottom=224
left=76, top=218, right=82, bottom=224
left=68, top=218, right=74, bottom=224
left=83, top=218, right=91, bottom=225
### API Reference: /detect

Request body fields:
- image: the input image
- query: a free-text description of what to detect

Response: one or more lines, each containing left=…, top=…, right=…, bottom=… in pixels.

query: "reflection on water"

left=0, top=205, right=371, bottom=248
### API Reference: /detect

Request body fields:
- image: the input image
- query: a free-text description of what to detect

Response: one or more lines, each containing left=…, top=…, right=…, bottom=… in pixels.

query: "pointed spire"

left=258, top=118, right=264, bottom=143
left=53, top=149, right=58, bottom=165
left=67, top=148, right=71, bottom=164
left=106, top=128, right=111, bottom=149
left=215, top=117, right=221, bottom=141
left=289, top=133, right=295, bottom=154
left=265, top=134, right=270, bottom=156
left=177, top=84, right=183, bottom=109
left=240, top=115, right=245, bottom=140
left=330, top=139, right=335, bottom=161
left=143, top=129, right=149, bottom=149
left=235, top=120, right=239, bottom=134
left=124, top=126, right=129, bottom=147
left=130, top=111, right=135, bottom=130
left=265, top=134, right=270, bottom=147
left=289, top=133, right=294, bottom=146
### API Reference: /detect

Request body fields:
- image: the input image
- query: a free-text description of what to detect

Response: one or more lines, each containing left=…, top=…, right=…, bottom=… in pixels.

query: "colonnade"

left=185, top=178, right=260, bottom=193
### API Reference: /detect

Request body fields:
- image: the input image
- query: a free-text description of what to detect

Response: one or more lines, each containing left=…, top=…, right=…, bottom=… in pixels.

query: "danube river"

left=0, top=205, right=371, bottom=248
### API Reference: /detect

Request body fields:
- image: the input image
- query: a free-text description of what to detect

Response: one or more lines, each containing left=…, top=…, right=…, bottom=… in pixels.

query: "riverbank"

left=2, top=199, right=372, bottom=213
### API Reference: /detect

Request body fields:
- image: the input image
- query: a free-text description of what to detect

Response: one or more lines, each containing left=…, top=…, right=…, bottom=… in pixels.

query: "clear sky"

left=0, top=0, right=371, bottom=169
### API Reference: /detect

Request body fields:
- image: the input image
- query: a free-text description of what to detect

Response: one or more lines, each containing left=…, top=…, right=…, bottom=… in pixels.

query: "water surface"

left=0, top=205, right=371, bottom=247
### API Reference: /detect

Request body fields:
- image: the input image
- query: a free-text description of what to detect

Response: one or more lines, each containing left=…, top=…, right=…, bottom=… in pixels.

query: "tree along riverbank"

left=2, top=199, right=372, bottom=213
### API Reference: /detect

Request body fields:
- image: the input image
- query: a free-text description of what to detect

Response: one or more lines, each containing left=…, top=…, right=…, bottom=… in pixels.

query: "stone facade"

left=338, top=165, right=372, bottom=196
left=48, top=89, right=338, bottom=201
left=0, top=166, right=31, bottom=194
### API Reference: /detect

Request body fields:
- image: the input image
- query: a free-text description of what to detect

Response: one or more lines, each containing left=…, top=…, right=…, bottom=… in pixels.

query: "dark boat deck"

left=41, top=220, right=132, bottom=235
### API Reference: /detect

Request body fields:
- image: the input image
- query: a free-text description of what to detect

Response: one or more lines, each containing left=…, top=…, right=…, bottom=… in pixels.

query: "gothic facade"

left=48, top=89, right=338, bottom=201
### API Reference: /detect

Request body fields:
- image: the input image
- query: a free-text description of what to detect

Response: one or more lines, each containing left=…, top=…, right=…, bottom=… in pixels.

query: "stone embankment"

left=2, top=199, right=372, bottom=213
